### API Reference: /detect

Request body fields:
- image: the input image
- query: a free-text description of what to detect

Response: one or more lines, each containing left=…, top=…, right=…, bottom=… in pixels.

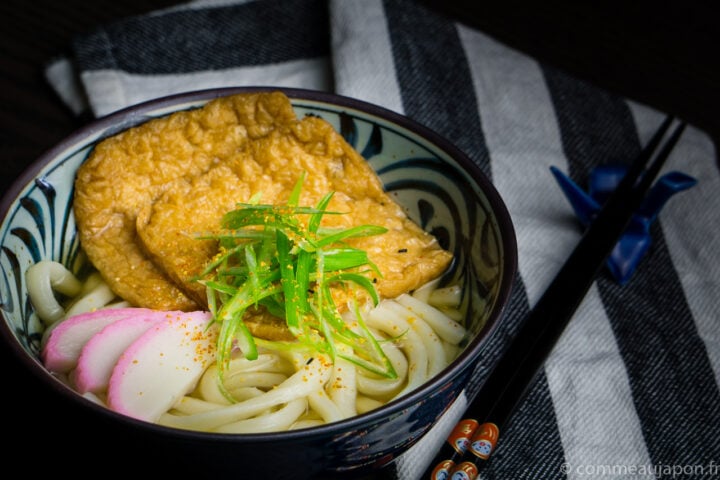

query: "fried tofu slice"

left=76, top=91, right=452, bottom=341
left=74, top=92, right=297, bottom=311
left=136, top=104, right=453, bottom=314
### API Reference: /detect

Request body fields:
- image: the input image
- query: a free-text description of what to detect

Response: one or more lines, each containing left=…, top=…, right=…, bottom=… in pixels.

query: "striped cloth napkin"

left=46, top=0, right=720, bottom=478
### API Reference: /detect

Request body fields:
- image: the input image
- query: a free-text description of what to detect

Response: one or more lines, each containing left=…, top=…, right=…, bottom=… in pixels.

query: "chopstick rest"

left=550, top=164, right=697, bottom=285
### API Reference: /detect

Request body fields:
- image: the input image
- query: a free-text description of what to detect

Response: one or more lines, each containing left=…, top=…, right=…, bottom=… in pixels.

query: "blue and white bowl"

left=0, top=87, right=516, bottom=478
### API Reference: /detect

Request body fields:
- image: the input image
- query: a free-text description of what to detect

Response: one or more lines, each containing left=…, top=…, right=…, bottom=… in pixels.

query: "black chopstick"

left=422, top=116, right=686, bottom=480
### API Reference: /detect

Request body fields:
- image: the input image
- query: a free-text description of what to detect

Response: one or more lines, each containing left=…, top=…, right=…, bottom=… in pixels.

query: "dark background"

left=2, top=1, right=719, bottom=197
left=1, top=0, right=718, bottom=473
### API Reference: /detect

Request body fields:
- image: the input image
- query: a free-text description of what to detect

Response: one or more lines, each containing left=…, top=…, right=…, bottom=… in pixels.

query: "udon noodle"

left=28, top=261, right=466, bottom=433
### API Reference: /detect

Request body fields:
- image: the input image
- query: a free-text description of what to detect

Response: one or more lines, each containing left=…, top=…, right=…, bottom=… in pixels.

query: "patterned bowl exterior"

left=0, top=87, right=516, bottom=477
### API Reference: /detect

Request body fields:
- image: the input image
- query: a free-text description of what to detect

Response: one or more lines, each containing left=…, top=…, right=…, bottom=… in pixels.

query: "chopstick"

left=422, top=115, right=687, bottom=480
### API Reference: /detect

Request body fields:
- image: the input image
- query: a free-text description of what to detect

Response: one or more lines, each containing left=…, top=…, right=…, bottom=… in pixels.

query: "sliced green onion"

left=197, top=173, right=397, bottom=397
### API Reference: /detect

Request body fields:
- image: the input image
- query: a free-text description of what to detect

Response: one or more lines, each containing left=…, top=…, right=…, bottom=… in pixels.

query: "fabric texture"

left=47, top=0, right=720, bottom=479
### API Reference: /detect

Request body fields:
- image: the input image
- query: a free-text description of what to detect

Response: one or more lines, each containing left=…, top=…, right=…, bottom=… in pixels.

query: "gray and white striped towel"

left=46, top=0, right=720, bottom=478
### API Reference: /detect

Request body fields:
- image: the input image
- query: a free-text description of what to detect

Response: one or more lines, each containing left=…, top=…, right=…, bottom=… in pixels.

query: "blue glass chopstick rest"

left=549, top=165, right=697, bottom=285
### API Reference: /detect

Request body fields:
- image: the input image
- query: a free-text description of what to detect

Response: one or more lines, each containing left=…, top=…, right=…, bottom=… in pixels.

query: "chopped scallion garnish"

left=196, top=175, right=397, bottom=395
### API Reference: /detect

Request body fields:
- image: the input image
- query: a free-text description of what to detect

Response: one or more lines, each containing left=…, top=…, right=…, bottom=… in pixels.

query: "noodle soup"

left=31, top=92, right=469, bottom=432
left=0, top=88, right=516, bottom=476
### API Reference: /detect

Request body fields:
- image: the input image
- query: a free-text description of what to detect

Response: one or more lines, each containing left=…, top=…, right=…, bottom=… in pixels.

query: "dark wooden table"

left=1, top=0, right=718, bottom=474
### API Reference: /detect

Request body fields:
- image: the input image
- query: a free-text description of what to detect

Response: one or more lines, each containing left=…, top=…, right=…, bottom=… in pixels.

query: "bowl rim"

left=0, top=86, right=518, bottom=442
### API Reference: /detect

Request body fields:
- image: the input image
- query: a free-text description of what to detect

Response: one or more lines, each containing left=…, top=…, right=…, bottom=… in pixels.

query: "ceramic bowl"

left=0, top=87, right=516, bottom=478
